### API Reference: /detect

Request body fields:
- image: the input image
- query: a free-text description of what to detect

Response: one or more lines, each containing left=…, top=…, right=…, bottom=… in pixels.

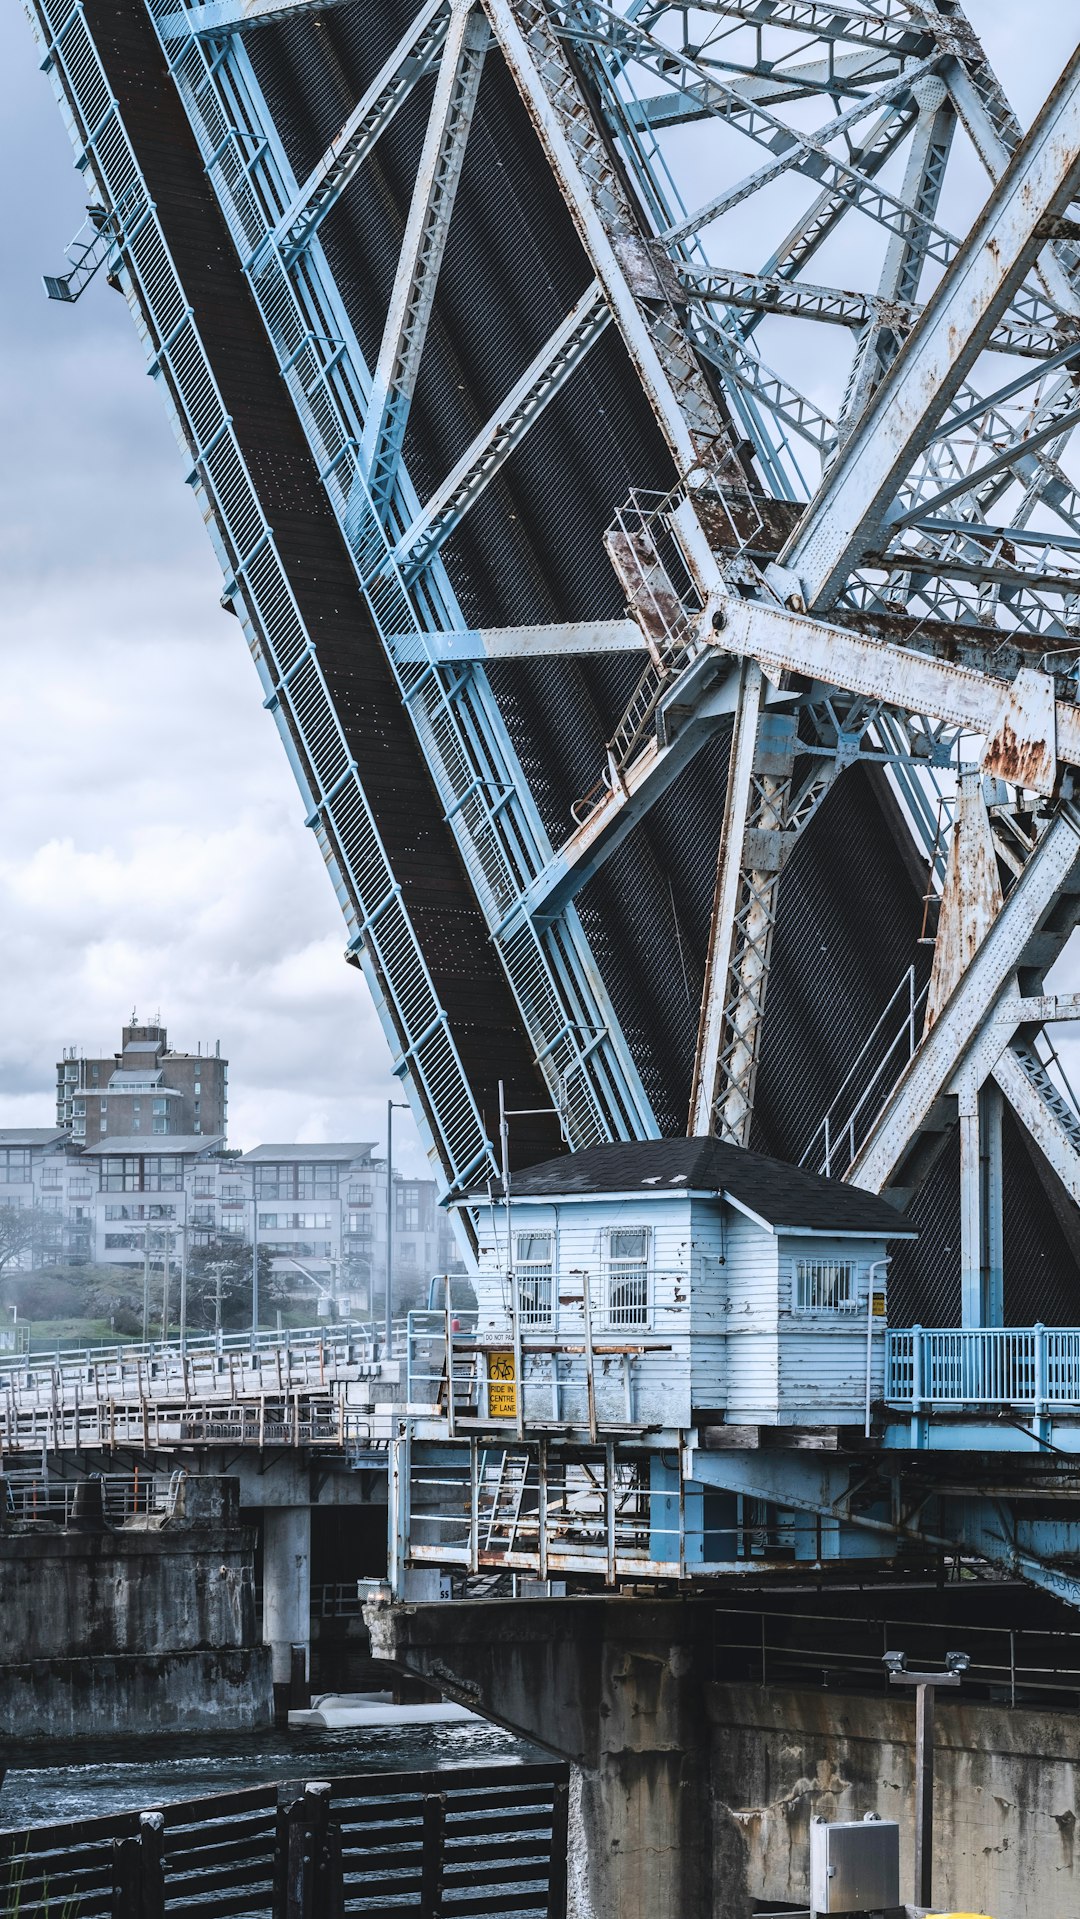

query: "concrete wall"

left=369, top=1596, right=1080, bottom=1919
left=0, top=1649, right=271, bottom=1737
left=710, top=1682, right=1080, bottom=1918
left=0, top=1475, right=272, bottom=1735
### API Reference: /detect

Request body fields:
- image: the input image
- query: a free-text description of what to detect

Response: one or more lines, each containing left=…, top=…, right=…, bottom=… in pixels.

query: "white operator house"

left=438, top=1139, right=915, bottom=1436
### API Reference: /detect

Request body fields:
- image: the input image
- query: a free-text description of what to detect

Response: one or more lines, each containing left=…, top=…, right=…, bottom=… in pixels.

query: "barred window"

left=515, top=1231, right=553, bottom=1326
left=606, top=1229, right=648, bottom=1328
left=795, top=1259, right=857, bottom=1313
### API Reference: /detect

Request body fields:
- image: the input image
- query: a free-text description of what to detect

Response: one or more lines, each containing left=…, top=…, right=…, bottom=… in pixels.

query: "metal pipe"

left=914, top=1679, right=934, bottom=1907
left=386, top=1099, right=408, bottom=1360
left=251, top=1181, right=259, bottom=1350
left=866, top=1257, right=891, bottom=1438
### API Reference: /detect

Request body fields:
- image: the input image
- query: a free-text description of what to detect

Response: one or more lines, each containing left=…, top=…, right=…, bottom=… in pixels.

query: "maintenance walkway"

left=0, top=1321, right=404, bottom=1455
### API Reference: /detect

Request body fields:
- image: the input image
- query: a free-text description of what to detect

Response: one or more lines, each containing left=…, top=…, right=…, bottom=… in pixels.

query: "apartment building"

left=56, top=1020, right=227, bottom=1146
left=3, top=1126, right=458, bottom=1317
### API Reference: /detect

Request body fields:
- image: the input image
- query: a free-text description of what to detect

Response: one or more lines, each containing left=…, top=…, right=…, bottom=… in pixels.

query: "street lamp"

left=385, top=1100, right=409, bottom=1358
left=251, top=1172, right=260, bottom=1350
left=884, top=1648, right=970, bottom=1908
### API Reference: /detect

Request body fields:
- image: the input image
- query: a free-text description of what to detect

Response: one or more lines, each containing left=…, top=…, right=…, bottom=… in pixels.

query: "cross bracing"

left=24, top=0, right=1080, bottom=1325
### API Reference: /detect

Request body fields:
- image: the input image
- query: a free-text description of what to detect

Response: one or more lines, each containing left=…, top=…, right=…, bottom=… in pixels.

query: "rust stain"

left=984, top=716, right=1054, bottom=793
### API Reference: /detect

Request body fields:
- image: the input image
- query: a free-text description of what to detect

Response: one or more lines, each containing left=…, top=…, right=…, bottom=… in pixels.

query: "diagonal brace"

left=359, top=0, right=490, bottom=514
left=779, top=42, right=1080, bottom=607
left=391, top=281, right=612, bottom=577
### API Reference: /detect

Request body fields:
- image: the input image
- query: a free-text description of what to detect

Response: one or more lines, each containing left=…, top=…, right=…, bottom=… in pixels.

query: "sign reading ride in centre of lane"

left=487, top=1352, right=517, bottom=1420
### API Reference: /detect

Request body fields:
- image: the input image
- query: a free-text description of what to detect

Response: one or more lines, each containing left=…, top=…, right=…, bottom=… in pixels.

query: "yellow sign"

left=872, top=1289, right=888, bottom=1318
left=488, top=1350, right=517, bottom=1419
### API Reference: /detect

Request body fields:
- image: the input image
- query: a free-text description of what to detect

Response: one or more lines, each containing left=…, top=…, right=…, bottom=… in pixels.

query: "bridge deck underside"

left=77, top=0, right=1080, bottom=1320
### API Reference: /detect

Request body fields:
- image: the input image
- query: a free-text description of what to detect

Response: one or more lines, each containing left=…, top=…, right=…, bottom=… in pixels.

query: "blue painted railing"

left=887, top=1326, right=1080, bottom=1410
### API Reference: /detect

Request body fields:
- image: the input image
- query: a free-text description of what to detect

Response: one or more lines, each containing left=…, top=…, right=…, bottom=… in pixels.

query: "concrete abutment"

left=367, top=1596, right=725, bottom=1919
left=368, top=1595, right=1080, bottom=1918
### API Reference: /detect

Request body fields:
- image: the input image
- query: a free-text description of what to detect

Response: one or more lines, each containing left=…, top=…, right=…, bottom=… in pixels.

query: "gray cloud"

left=0, top=3, right=424, bottom=1169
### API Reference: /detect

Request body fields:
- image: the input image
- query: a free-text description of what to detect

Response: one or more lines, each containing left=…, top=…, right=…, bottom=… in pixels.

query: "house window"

left=795, top=1258, right=857, bottom=1313
left=606, top=1229, right=648, bottom=1328
left=515, top=1231, right=553, bottom=1326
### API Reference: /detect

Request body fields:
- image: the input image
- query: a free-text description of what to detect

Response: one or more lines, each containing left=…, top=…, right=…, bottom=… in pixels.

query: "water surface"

left=0, top=1720, right=543, bottom=1829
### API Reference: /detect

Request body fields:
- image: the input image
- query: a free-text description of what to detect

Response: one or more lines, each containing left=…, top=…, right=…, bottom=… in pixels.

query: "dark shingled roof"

left=482, top=1138, right=916, bottom=1238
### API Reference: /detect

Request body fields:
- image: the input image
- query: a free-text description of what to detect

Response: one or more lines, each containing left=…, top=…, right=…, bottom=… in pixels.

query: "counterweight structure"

left=24, top=1, right=1080, bottom=1333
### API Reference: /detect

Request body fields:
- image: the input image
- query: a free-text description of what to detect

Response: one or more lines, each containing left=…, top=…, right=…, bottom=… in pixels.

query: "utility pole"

left=161, top=1225, right=171, bottom=1344
left=251, top=1175, right=260, bottom=1350
left=385, top=1100, right=408, bottom=1359
left=178, top=1221, right=188, bottom=1355
left=142, top=1225, right=151, bottom=1346
left=884, top=1648, right=970, bottom=1907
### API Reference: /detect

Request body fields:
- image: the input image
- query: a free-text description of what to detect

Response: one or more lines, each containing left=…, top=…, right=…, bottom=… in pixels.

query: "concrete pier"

left=262, top=1503, right=311, bottom=1716
left=0, top=1476, right=271, bottom=1736
left=368, top=1595, right=1080, bottom=1919
left=367, top=1596, right=723, bottom=1919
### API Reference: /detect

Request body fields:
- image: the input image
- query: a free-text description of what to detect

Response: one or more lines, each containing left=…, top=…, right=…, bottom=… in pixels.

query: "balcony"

left=886, top=1326, right=1080, bottom=1412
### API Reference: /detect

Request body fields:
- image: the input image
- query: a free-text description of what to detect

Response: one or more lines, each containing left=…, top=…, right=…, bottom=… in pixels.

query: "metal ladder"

left=482, top=1449, right=531, bottom=1554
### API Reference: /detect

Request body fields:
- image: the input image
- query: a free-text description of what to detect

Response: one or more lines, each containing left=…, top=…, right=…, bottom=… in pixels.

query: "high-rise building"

left=56, top=1020, right=227, bottom=1146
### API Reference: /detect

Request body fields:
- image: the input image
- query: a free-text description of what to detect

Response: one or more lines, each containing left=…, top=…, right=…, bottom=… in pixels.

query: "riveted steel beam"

left=848, top=807, right=1080, bottom=1197
left=265, top=0, right=451, bottom=270
left=393, top=282, right=612, bottom=576
left=839, top=75, right=955, bottom=438
left=482, top=0, right=750, bottom=490
left=993, top=1042, right=1080, bottom=1209
left=158, top=0, right=354, bottom=35
left=360, top=0, right=490, bottom=515
left=388, top=620, right=644, bottom=662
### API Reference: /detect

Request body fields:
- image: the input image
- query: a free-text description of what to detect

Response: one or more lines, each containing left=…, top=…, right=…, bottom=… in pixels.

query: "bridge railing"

left=886, top=1326, right=1080, bottom=1410
left=0, top=1318, right=409, bottom=1377
left=0, top=1391, right=345, bottom=1455
left=1, top=1470, right=177, bottom=1524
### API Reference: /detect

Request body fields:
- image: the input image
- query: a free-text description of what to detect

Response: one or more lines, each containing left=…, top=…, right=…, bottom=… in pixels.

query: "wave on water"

left=0, top=1719, right=534, bottom=1831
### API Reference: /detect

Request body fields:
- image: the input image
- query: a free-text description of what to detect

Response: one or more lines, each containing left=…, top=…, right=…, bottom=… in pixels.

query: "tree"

left=185, top=1237, right=284, bottom=1331
left=0, top=1206, right=49, bottom=1280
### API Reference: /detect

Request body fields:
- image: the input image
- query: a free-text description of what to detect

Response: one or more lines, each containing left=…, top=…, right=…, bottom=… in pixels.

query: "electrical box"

left=810, top=1816, right=900, bottom=1914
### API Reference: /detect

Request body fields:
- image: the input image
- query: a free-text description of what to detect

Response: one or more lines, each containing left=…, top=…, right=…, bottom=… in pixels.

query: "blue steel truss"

left=24, top=0, right=1080, bottom=1335
left=26, top=0, right=661, bottom=1198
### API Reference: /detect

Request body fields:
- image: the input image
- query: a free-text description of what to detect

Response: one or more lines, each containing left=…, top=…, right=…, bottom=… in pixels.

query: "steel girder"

left=26, top=0, right=1080, bottom=1324
left=144, top=0, right=664, bottom=1167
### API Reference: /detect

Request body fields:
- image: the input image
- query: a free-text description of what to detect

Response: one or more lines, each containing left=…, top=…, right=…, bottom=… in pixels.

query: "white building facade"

left=0, top=1130, right=455, bottom=1321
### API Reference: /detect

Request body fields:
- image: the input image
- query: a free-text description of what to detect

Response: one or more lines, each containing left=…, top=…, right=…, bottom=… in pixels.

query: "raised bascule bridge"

left=19, top=0, right=1080, bottom=1907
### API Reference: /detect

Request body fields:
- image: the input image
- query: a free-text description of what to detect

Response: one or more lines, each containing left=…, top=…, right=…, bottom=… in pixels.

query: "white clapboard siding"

left=468, top=1196, right=894, bottom=1432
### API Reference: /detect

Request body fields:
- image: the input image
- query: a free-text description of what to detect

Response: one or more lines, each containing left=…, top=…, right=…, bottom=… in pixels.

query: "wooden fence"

left=0, top=1762, right=568, bottom=1918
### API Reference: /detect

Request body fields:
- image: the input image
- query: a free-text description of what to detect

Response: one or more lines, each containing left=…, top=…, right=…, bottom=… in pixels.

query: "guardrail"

left=886, top=1326, right=1080, bottom=1409
left=1, top=1470, right=178, bottom=1524
left=711, top=1598, right=1080, bottom=1709
left=0, top=1318, right=409, bottom=1376
left=0, top=1763, right=568, bottom=1918
left=0, top=1390, right=344, bottom=1454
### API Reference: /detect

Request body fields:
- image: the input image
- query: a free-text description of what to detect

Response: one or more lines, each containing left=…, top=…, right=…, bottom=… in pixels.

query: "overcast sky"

left=0, top=0, right=429, bottom=1167
left=0, top=2, right=1076, bottom=1167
